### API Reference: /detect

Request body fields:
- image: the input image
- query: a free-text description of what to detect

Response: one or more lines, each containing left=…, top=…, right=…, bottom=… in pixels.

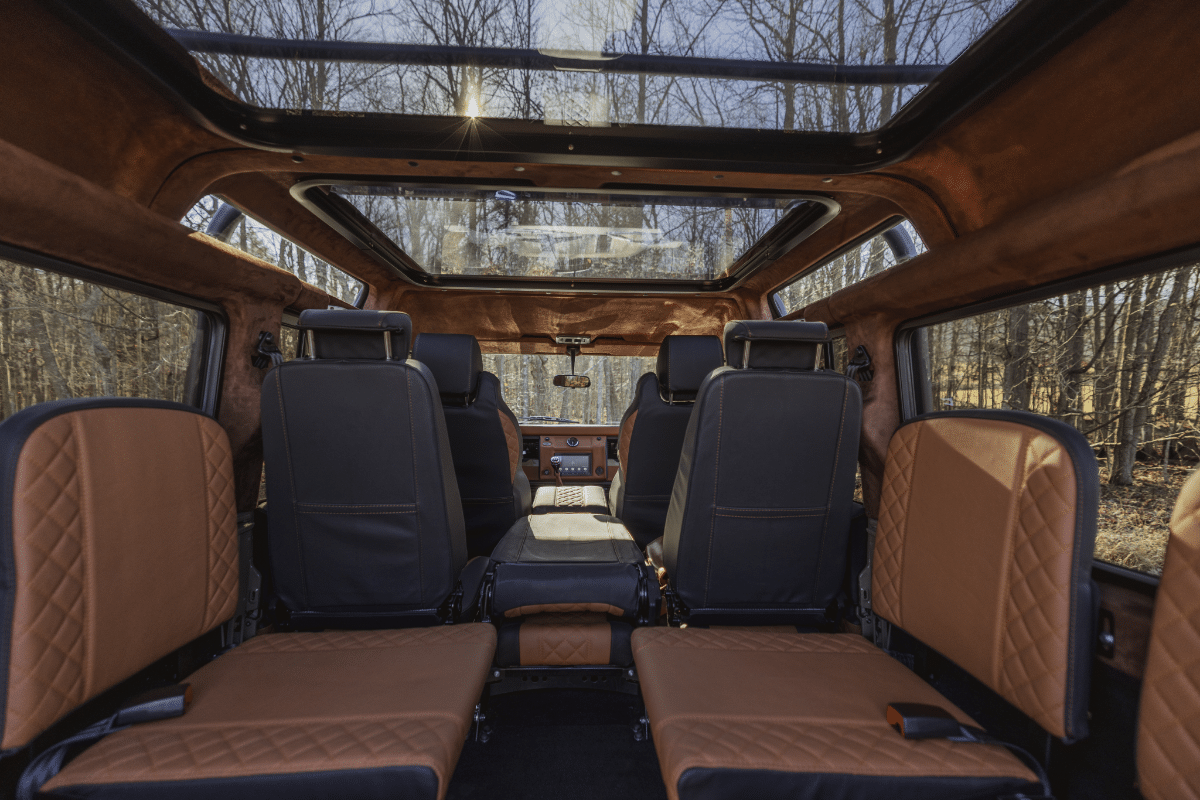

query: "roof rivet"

left=408, top=161, right=419, bottom=167
left=821, top=177, right=833, bottom=184
left=238, top=123, right=248, bottom=130
left=611, top=170, right=622, bottom=176
left=875, top=147, right=883, bottom=154
left=291, top=154, right=304, bottom=163
left=514, top=166, right=526, bottom=172
left=568, top=144, right=575, bottom=151
left=713, top=174, right=724, bottom=179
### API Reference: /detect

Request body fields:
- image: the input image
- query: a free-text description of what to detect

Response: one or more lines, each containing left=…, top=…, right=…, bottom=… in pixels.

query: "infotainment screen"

left=557, top=453, right=592, bottom=476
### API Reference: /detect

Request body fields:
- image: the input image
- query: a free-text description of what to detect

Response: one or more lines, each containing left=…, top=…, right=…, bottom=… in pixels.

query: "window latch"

left=252, top=331, right=284, bottom=370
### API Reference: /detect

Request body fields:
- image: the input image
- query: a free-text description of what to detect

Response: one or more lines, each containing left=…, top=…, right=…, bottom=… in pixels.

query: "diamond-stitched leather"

left=44, top=718, right=463, bottom=785
left=198, top=416, right=238, bottom=632
left=632, top=628, right=877, bottom=656
left=519, top=612, right=612, bottom=665
left=1138, top=469, right=1200, bottom=800
left=242, top=626, right=496, bottom=654
left=5, top=414, right=86, bottom=750
left=873, top=422, right=920, bottom=626
left=996, top=435, right=1077, bottom=738
left=632, top=627, right=1034, bottom=800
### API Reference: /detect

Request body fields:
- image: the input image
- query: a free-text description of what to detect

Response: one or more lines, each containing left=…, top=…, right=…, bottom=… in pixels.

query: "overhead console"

left=520, top=425, right=619, bottom=483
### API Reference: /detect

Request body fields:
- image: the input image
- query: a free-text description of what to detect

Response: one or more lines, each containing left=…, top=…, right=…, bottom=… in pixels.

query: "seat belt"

left=17, top=685, right=191, bottom=800
left=857, top=518, right=889, bottom=647
left=886, top=703, right=1053, bottom=799
left=221, top=512, right=263, bottom=648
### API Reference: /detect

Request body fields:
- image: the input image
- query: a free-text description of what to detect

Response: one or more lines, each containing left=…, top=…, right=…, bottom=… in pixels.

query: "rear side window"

left=773, top=219, right=926, bottom=316
left=0, top=249, right=218, bottom=422
left=185, top=195, right=365, bottom=306
left=917, top=259, right=1200, bottom=576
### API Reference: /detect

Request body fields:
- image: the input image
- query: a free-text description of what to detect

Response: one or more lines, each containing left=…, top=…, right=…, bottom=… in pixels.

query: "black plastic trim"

left=0, top=241, right=227, bottom=417
left=41, top=0, right=1123, bottom=173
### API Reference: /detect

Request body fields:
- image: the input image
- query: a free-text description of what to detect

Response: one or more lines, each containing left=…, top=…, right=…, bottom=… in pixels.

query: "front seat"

left=412, top=332, right=532, bottom=558
left=609, top=334, right=724, bottom=547
left=261, top=310, right=481, bottom=625
left=659, top=320, right=861, bottom=623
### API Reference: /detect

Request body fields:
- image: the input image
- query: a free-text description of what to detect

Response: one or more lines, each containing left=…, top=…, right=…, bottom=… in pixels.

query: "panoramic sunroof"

left=293, top=182, right=838, bottom=290
left=131, top=0, right=1019, bottom=134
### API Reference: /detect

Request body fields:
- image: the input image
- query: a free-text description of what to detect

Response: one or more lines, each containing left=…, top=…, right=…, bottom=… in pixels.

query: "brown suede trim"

left=619, top=410, right=638, bottom=475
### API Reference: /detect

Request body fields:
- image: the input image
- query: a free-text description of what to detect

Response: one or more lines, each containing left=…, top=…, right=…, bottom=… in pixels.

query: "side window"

left=279, top=313, right=301, bottom=361
left=0, top=249, right=216, bottom=422
left=920, top=260, right=1199, bottom=576
left=773, top=219, right=926, bottom=316
left=184, top=195, right=365, bottom=307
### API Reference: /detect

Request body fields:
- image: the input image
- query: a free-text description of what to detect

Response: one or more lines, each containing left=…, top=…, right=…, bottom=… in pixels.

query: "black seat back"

left=611, top=335, right=724, bottom=546
left=412, top=333, right=532, bottom=558
left=261, top=310, right=467, bottom=621
left=662, top=320, right=862, bottom=622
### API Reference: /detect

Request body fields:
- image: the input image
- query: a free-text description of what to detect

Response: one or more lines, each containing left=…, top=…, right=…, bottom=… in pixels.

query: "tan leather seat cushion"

left=45, top=625, right=497, bottom=800
left=1137, top=468, right=1200, bottom=800
left=632, top=628, right=1035, bottom=800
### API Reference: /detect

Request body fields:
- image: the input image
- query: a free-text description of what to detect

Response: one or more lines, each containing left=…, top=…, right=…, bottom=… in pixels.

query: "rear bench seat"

left=0, top=398, right=495, bottom=800
left=634, top=410, right=1098, bottom=799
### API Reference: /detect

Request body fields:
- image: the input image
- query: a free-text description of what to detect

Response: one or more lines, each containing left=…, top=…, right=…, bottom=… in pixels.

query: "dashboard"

left=520, top=425, right=620, bottom=483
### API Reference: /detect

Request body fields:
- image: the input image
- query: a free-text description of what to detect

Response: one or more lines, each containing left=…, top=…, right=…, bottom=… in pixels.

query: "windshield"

left=482, top=353, right=656, bottom=425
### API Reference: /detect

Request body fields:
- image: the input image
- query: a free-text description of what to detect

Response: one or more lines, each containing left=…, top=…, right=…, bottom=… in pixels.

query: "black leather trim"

left=655, top=335, right=724, bottom=402
left=676, top=767, right=1040, bottom=800
left=0, top=398, right=213, bottom=750
left=412, top=332, right=483, bottom=400
left=491, top=562, right=644, bottom=619
left=298, top=309, right=412, bottom=360
left=902, top=409, right=1100, bottom=741
left=495, top=621, right=522, bottom=666
left=609, top=621, right=633, bottom=667
left=42, top=766, right=440, bottom=800
left=723, top=320, right=827, bottom=370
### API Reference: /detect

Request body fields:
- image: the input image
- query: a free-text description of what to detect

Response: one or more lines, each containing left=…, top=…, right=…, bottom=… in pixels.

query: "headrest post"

left=305, top=329, right=316, bottom=360
left=383, top=331, right=393, bottom=361
left=741, top=339, right=751, bottom=369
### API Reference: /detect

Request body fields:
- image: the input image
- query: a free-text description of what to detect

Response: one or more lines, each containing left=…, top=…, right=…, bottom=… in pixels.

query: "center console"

left=520, top=425, right=619, bottom=483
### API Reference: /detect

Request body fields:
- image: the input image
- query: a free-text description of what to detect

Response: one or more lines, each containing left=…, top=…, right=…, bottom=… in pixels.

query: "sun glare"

left=466, top=97, right=480, bottom=118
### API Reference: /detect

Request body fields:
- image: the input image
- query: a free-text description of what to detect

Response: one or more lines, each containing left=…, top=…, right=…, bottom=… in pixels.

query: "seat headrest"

left=412, top=332, right=484, bottom=401
left=724, top=320, right=827, bottom=370
left=299, top=309, right=412, bottom=360
left=656, top=335, right=725, bottom=402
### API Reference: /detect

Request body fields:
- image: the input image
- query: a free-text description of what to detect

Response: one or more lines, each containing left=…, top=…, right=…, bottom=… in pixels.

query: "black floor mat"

left=446, top=689, right=668, bottom=800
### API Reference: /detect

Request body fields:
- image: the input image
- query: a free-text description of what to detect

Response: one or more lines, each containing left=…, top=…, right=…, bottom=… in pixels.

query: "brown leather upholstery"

left=498, top=408, right=521, bottom=483
left=873, top=413, right=1097, bottom=740
left=1, top=402, right=237, bottom=750
left=631, top=628, right=1036, bottom=800
left=618, top=410, right=637, bottom=475
left=1137, top=468, right=1200, bottom=800
left=44, top=625, right=497, bottom=800
left=491, top=611, right=631, bottom=666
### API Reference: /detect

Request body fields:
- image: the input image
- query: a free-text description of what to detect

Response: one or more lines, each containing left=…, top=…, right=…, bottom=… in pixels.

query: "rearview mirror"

left=554, top=374, right=591, bottom=389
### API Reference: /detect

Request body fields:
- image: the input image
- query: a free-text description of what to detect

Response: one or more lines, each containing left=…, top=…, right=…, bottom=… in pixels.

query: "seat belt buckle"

left=886, top=703, right=965, bottom=740
left=114, top=684, right=192, bottom=726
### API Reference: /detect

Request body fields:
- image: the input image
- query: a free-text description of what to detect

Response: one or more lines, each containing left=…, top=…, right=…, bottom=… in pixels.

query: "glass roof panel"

left=329, top=185, right=813, bottom=280
left=132, top=0, right=1020, bottom=133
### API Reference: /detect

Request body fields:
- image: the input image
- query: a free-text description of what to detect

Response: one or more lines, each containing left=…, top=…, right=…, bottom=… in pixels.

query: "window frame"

left=769, top=216, right=909, bottom=318
left=893, top=241, right=1200, bottom=584
left=0, top=241, right=228, bottom=417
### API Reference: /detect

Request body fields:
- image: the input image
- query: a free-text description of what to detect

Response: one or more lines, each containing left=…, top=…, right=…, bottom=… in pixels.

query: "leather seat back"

left=872, top=411, right=1099, bottom=741
left=612, top=335, right=724, bottom=546
left=662, top=321, right=862, bottom=620
left=261, top=310, right=467, bottom=619
left=1138, top=467, right=1200, bottom=799
left=412, top=333, right=531, bottom=557
left=0, top=398, right=238, bottom=751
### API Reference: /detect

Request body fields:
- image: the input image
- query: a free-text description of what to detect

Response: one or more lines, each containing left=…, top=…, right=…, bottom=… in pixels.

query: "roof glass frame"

left=46, top=0, right=1124, bottom=173
left=292, top=178, right=840, bottom=291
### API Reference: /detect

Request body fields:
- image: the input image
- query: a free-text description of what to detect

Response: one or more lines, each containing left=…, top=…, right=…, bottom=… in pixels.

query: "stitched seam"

left=73, top=414, right=93, bottom=702
left=296, top=503, right=418, bottom=509
left=703, top=377, right=725, bottom=607
left=889, top=422, right=921, bottom=627
left=407, top=370, right=423, bottom=601
left=196, top=416, right=216, bottom=632
left=296, top=510, right=418, bottom=516
left=1063, top=436, right=1086, bottom=738
left=275, top=373, right=310, bottom=608
left=994, top=429, right=1029, bottom=693
left=713, top=506, right=825, bottom=512
left=712, top=513, right=825, bottom=519
left=815, top=380, right=850, bottom=592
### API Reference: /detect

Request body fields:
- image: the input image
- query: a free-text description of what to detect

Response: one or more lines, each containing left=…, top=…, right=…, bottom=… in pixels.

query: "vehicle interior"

left=0, top=0, right=1198, bottom=798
